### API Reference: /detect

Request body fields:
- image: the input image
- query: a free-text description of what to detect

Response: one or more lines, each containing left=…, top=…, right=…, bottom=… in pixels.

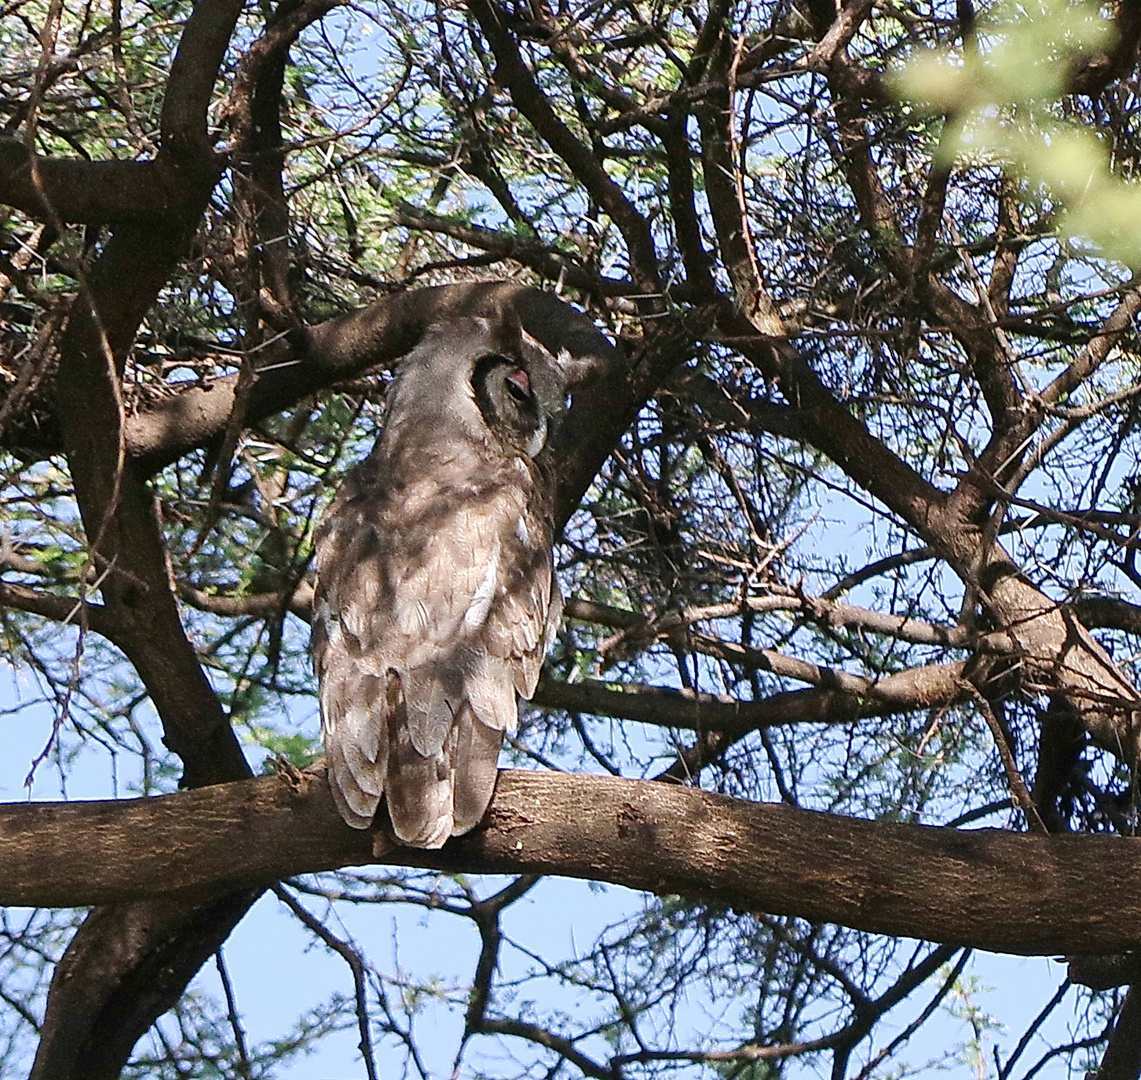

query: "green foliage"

left=895, top=0, right=1141, bottom=264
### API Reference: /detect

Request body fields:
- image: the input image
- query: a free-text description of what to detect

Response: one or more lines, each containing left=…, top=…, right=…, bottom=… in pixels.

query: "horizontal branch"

left=533, top=662, right=967, bottom=732
left=3, top=768, right=1139, bottom=955
left=0, top=581, right=119, bottom=639
left=0, top=139, right=218, bottom=225
left=1073, top=596, right=1141, bottom=636
left=177, top=580, right=314, bottom=621
left=125, top=281, right=622, bottom=478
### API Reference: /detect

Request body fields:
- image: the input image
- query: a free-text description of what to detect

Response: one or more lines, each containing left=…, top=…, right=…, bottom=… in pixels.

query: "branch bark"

left=0, top=140, right=217, bottom=225
left=534, top=663, right=968, bottom=733
left=6, top=768, right=1141, bottom=956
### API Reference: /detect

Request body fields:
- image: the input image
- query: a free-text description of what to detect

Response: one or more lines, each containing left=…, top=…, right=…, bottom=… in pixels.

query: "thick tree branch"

left=1095, top=986, right=1141, bottom=1080
left=55, top=222, right=250, bottom=787
left=159, top=0, right=245, bottom=172
left=1073, top=596, right=1141, bottom=635
left=1, top=0, right=242, bottom=233
left=6, top=769, right=1141, bottom=956
left=30, top=891, right=260, bottom=1080
left=0, top=140, right=217, bottom=225
left=30, top=6, right=253, bottom=1078
left=1040, top=284, right=1141, bottom=411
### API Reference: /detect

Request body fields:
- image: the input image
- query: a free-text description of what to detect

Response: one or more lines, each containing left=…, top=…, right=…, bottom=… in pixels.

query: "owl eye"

left=504, top=368, right=532, bottom=403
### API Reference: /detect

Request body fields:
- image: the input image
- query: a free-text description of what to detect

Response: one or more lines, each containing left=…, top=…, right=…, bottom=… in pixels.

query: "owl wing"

left=451, top=508, right=561, bottom=835
left=313, top=467, right=557, bottom=846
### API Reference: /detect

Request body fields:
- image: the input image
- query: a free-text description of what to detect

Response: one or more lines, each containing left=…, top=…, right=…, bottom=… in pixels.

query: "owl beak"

left=526, top=415, right=548, bottom=458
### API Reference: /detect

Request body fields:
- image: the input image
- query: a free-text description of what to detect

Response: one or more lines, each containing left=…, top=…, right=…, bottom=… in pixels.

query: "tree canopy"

left=3, top=0, right=1141, bottom=1076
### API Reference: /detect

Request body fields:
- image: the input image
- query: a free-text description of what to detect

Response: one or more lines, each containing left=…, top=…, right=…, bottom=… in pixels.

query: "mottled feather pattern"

left=312, top=318, right=563, bottom=846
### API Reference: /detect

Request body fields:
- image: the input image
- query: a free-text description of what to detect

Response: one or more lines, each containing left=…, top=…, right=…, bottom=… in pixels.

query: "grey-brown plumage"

left=312, top=315, right=564, bottom=847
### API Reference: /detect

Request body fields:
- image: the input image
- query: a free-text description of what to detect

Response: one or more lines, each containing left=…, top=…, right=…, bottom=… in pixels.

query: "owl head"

left=471, top=343, right=564, bottom=458
left=391, top=313, right=567, bottom=462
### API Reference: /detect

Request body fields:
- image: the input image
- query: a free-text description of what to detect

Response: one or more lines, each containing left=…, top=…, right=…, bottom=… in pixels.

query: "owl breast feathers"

left=312, top=315, right=564, bottom=847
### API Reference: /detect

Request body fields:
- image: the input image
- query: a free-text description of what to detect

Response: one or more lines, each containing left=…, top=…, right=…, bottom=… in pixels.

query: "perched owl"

left=312, top=315, right=565, bottom=847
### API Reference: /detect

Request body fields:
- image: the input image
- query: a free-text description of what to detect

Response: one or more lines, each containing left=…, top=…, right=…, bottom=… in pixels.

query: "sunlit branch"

left=534, top=663, right=968, bottom=734
left=7, top=768, right=1141, bottom=954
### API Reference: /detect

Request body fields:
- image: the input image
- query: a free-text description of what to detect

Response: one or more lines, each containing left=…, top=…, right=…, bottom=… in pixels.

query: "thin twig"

left=272, top=884, right=379, bottom=1080
left=214, top=949, right=253, bottom=1079
left=968, top=687, right=1047, bottom=834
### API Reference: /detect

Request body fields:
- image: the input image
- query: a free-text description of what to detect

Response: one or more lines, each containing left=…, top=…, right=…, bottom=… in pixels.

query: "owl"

left=311, top=314, right=565, bottom=847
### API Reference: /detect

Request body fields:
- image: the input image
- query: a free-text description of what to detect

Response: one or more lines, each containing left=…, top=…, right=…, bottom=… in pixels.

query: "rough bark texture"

left=25, top=5, right=254, bottom=1076
left=4, top=768, right=1141, bottom=956
left=29, top=893, right=258, bottom=1080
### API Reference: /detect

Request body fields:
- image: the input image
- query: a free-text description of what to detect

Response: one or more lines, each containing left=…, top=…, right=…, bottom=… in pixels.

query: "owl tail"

left=450, top=706, right=505, bottom=835
left=385, top=706, right=456, bottom=849
left=322, top=671, right=387, bottom=830
left=326, top=738, right=381, bottom=830
left=384, top=698, right=504, bottom=848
